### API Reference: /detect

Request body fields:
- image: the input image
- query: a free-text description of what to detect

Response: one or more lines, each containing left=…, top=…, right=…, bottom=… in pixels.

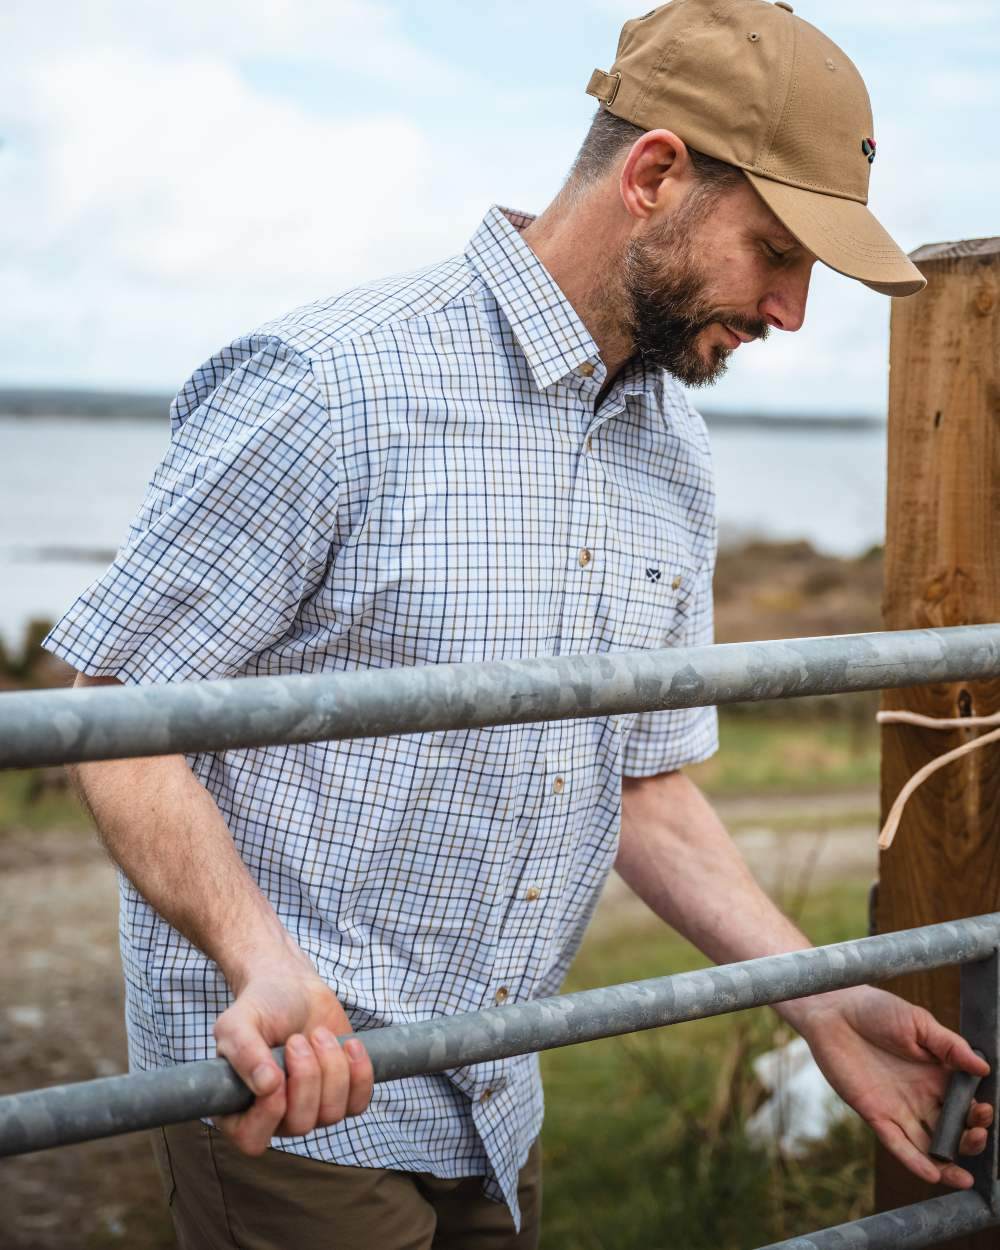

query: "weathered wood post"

left=876, top=237, right=1000, bottom=1245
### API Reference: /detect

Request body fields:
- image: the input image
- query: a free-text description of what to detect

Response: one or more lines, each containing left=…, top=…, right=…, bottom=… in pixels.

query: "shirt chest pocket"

left=596, top=441, right=709, bottom=656
left=602, top=470, right=705, bottom=655
left=605, top=537, right=701, bottom=655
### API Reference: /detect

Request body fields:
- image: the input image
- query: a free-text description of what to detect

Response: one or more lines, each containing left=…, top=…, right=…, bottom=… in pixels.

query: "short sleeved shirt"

left=42, top=204, right=718, bottom=1226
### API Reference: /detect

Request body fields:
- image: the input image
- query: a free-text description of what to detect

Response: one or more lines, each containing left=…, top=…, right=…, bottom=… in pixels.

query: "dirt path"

left=0, top=829, right=172, bottom=1250
left=0, top=791, right=877, bottom=1249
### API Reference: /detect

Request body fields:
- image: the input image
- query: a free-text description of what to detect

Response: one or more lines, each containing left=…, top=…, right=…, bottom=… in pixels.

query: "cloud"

left=589, top=0, right=998, bottom=31
left=0, top=0, right=995, bottom=415
left=926, top=68, right=999, bottom=107
left=0, top=0, right=469, bottom=94
left=0, top=2, right=574, bottom=390
left=23, top=50, right=435, bottom=287
left=811, top=0, right=998, bottom=28
left=0, top=42, right=477, bottom=387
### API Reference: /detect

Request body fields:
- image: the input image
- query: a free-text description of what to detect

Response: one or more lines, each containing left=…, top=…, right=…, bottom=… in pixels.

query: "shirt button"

left=525, top=886, right=541, bottom=901
left=579, top=548, right=592, bottom=567
left=494, top=987, right=510, bottom=1005
left=585, top=435, right=593, bottom=453
left=671, top=574, right=682, bottom=590
left=552, top=776, right=565, bottom=794
left=577, top=361, right=595, bottom=377
left=480, top=1089, right=493, bottom=1103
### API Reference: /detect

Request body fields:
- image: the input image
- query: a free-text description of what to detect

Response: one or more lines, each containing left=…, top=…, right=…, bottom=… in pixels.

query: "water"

left=0, top=413, right=887, bottom=650
left=709, top=423, right=886, bottom=553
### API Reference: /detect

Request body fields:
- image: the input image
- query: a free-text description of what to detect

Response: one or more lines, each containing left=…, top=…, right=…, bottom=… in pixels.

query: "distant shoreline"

left=0, top=387, right=887, bottom=432
left=0, top=388, right=171, bottom=421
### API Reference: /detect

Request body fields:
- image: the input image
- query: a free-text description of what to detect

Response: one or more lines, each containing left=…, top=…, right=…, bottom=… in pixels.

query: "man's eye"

left=763, top=242, right=790, bottom=260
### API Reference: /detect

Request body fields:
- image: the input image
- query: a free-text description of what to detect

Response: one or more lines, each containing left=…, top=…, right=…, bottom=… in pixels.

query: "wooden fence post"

left=876, top=237, right=1000, bottom=1246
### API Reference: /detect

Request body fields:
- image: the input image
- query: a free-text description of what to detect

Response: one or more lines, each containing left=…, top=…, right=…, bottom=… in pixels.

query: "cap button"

left=774, top=1, right=794, bottom=9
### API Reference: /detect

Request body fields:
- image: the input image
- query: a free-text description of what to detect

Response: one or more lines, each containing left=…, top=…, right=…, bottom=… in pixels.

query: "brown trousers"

left=151, top=1121, right=542, bottom=1250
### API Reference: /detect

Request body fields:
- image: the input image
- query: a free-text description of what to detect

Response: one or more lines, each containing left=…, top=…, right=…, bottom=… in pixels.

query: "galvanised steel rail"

left=4, top=623, right=1000, bottom=1247
left=2, top=914, right=998, bottom=1157
left=2, top=919, right=1000, bottom=1248
left=3, top=623, right=1000, bottom=769
left=759, top=1192, right=1000, bottom=1249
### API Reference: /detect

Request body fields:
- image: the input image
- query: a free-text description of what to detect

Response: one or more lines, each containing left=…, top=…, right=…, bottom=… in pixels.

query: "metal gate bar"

left=4, top=624, right=1000, bottom=769
left=2, top=915, right=998, bottom=1161
left=759, top=1190, right=999, bottom=1249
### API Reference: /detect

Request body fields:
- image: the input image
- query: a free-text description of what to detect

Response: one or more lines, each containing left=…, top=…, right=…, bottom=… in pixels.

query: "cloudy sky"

left=2, top=1, right=997, bottom=414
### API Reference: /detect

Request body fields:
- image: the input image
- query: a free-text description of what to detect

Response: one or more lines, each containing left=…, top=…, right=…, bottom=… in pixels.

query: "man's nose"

left=759, top=266, right=813, bottom=332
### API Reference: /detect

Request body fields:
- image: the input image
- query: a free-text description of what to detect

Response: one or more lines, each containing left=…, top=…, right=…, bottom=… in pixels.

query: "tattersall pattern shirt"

left=43, top=204, right=718, bottom=1227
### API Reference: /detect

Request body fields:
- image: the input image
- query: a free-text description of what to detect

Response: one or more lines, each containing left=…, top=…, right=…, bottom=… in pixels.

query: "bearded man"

left=43, top=1, right=992, bottom=1247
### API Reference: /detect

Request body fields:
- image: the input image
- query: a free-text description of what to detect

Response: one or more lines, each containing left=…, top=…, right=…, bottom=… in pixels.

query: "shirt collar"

left=463, top=204, right=614, bottom=393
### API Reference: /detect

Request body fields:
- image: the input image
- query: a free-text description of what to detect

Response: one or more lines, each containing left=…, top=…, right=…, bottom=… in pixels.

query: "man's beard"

left=621, top=200, right=770, bottom=387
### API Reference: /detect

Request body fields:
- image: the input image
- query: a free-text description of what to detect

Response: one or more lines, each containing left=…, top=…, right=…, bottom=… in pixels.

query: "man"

left=43, top=1, right=992, bottom=1247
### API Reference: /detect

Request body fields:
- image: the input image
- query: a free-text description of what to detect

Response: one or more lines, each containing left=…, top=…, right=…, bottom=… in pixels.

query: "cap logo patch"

left=861, top=137, right=877, bottom=164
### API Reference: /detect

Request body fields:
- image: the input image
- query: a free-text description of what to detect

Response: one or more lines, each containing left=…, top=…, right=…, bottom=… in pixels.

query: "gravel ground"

left=0, top=829, right=172, bottom=1250
left=0, top=790, right=877, bottom=1249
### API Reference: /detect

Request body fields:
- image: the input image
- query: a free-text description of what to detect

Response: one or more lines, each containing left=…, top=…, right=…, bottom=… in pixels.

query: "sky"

left=2, top=0, right=997, bottom=415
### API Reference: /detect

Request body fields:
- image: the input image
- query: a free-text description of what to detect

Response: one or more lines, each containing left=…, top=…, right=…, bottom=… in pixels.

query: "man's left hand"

left=797, top=985, right=993, bottom=1188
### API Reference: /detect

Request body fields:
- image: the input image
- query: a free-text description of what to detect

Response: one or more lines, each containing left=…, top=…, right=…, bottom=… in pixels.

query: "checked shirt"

left=42, top=203, right=718, bottom=1226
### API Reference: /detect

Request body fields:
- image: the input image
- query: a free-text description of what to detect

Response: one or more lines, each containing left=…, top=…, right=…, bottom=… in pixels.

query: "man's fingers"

left=920, top=1018, right=990, bottom=1075
left=958, top=1125, right=989, bottom=1157
left=213, top=1011, right=289, bottom=1153
left=875, top=1117, right=984, bottom=1190
left=312, top=1028, right=351, bottom=1125
left=939, top=1161, right=977, bottom=1189
left=209, top=973, right=368, bottom=1146
left=955, top=1100, right=993, bottom=1157
left=214, top=1081, right=288, bottom=1155
left=214, top=1013, right=283, bottom=1100
left=872, top=1119, right=945, bottom=1187
left=344, top=1037, right=375, bottom=1117
left=904, top=1117, right=932, bottom=1157
left=278, top=1034, right=322, bottom=1136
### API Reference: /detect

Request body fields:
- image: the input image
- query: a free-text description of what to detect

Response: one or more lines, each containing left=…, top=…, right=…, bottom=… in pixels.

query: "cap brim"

left=743, top=172, right=926, bottom=298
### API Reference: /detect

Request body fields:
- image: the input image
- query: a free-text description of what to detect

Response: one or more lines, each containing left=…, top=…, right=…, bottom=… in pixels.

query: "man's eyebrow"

left=748, top=224, right=800, bottom=251
left=765, top=227, right=800, bottom=249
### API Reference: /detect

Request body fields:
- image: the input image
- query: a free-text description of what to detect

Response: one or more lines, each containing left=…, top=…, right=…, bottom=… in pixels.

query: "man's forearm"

left=69, top=674, right=373, bottom=1149
left=69, top=677, right=297, bottom=991
left=617, top=769, right=851, bottom=1033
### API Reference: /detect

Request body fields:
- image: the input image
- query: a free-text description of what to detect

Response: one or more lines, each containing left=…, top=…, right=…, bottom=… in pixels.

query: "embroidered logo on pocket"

left=645, top=567, right=661, bottom=582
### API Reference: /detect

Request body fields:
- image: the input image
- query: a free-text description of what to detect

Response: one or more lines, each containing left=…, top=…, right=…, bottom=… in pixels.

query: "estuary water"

left=0, top=412, right=887, bottom=649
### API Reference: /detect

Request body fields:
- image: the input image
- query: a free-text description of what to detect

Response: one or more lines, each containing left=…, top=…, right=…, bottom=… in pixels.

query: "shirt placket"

left=557, top=367, right=611, bottom=657
left=466, top=381, right=598, bottom=1128
left=538, top=364, right=618, bottom=902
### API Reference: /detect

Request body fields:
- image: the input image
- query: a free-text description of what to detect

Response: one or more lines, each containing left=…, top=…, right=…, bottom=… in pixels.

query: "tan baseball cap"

left=586, top=0, right=925, bottom=297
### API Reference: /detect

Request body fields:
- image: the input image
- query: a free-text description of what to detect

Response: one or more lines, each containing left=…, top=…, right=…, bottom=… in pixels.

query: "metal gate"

left=3, top=624, right=1000, bottom=1248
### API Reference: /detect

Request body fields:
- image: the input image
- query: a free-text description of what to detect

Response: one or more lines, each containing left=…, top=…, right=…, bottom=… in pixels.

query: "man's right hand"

left=66, top=685, right=372, bottom=1160
left=212, top=947, right=374, bottom=1155
left=64, top=686, right=372, bottom=1157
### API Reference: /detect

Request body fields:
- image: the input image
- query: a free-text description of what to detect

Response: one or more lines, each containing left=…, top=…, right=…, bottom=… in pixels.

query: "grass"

left=540, top=880, right=874, bottom=1248
left=690, top=700, right=879, bottom=797
left=0, top=768, right=91, bottom=833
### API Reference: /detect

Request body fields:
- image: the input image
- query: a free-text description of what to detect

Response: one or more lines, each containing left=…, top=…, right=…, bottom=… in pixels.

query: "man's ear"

left=619, top=129, right=692, bottom=223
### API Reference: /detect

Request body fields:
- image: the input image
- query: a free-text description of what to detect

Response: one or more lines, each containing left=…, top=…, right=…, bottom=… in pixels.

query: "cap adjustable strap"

left=586, top=68, right=622, bottom=106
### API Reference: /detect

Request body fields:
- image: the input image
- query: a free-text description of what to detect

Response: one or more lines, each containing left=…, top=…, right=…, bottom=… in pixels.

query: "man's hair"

left=563, top=106, right=744, bottom=203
